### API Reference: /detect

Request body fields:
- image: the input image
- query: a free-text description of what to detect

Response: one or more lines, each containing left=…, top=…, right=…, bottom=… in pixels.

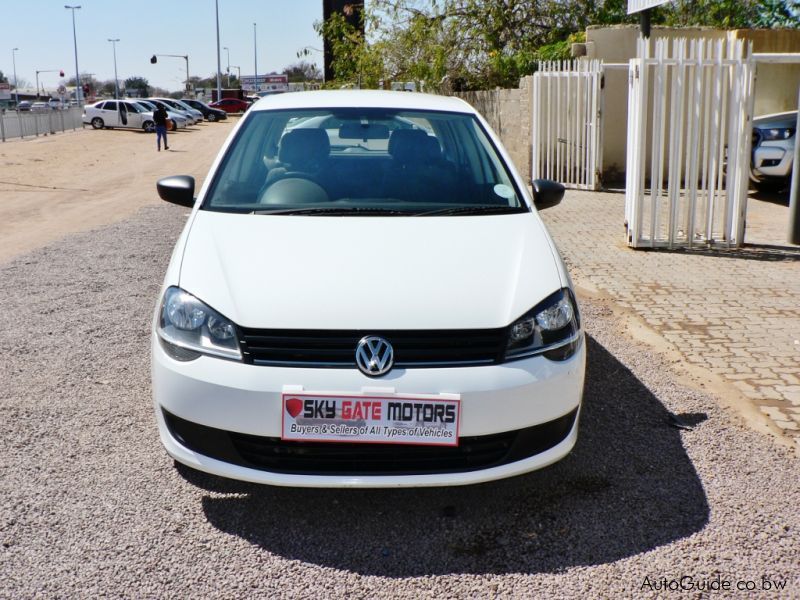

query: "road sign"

left=628, top=0, right=671, bottom=14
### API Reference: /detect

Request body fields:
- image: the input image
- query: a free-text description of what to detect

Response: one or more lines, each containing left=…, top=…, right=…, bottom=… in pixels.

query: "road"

left=0, top=122, right=798, bottom=598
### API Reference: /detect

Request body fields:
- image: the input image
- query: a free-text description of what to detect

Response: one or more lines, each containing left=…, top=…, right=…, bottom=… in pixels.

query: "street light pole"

left=150, top=54, right=190, bottom=94
left=215, top=0, right=222, bottom=101
left=223, top=46, right=230, bottom=88
left=230, top=65, right=241, bottom=84
left=65, top=5, right=82, bottom=106
left=35, top=69, right=60, bottom=99
left=11, top=48, right=19, bottom=107
left=253, top=22, right=258, bottom=92
left=108, top=38, right=120, bottom=99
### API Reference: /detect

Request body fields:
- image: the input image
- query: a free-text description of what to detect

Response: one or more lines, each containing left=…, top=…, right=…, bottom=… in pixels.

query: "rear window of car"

left=203, top=107, right=527, bottom=216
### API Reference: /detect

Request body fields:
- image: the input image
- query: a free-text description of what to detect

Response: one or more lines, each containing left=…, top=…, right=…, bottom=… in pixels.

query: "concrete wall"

left=455, top=76, right=533, bottom=181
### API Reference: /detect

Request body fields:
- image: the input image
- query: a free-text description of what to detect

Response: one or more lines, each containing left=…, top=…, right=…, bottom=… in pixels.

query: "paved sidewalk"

left=541, top=190, right=800, bottom=449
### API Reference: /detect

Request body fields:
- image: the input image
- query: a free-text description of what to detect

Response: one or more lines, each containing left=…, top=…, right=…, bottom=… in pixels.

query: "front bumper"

left=151, top=334, right=585, bottom=487
left=752, top=142, right=793, bottom=180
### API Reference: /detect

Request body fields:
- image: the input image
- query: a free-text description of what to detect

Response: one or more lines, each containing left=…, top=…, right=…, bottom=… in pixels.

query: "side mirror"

left=531, top=179, right=565, bottom=210
left=157, top=175, right=195, bottom=208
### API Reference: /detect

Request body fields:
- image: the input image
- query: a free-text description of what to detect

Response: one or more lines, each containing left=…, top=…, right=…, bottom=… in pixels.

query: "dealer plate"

left=281, top=392, right=461, bottom=446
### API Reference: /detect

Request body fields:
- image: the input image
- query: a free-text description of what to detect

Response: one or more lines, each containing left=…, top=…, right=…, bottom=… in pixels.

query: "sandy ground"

left=0, top=119, right=236, bottom=265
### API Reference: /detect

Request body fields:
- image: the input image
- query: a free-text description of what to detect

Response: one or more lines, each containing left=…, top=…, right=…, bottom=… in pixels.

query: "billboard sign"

left=241, top=74, right=289, bottom=92
left=0, top=83, right=10, bottom=101
left=627, top=0, right=671, bottom=13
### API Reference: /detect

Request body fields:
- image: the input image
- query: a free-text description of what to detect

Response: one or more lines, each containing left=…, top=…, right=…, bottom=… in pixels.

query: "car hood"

left=178, top=211, right=563, bottom=330
left=754, top=111, right=797, bottom=129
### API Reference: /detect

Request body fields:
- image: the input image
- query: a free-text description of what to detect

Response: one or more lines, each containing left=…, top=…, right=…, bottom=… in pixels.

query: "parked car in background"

left=152, top=90, right=583, bottom=488
left=31, top=102, right=49, bottom=113
left=169, top=98, right=205, bottom=123
left=138, top=100, right=189, bottom=131
left=16, top=100, right=32, bottom=111
left=181, top=98, right=227, bottom=122
left=82, top=99, right=156, bottom=132
left=149, top=98, right=200, bottom=125
left=208, top=97, right=250, bottom=114
left=751, top=110, right=796, bottom=192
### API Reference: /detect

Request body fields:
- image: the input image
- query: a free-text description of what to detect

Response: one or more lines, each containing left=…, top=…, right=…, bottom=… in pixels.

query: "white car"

left=751, top=111, right=796, bottom=192
left=83, top=99, right=156, bottom=132
left=152, top=90, right=585, bottom=488
left=149, top=97, right=200, bottom=125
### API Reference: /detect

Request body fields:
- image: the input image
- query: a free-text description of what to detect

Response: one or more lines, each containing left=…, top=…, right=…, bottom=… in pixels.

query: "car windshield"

left=173, top=99, right=195, bottom=111
left=203, top=108, right=527, bottom=216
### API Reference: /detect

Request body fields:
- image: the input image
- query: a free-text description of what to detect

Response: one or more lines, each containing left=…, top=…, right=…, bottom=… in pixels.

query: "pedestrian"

left=154, top=103, right=169, bottom=151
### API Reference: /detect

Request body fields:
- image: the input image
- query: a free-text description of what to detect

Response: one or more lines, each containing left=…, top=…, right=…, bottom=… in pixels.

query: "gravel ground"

left=0, top=204, right=798, bottom=598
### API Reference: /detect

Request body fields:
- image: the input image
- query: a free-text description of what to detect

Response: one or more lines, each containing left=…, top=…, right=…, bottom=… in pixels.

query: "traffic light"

left=150, top=55, right=157, bottom=64
left=59, top=70, right=64, bottom=77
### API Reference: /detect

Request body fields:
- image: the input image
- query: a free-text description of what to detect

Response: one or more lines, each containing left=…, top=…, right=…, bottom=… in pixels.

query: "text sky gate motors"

left=281, top=393, right=461, bottom=446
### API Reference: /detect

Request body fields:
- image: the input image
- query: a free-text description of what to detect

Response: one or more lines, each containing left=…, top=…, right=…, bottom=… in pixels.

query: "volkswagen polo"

left=152, top=90, right=585, bottom=488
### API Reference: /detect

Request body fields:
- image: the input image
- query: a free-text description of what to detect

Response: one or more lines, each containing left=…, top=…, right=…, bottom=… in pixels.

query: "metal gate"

left=625, top=38, right=755, bottom=248
left=532, top=60, right=604, bottom=190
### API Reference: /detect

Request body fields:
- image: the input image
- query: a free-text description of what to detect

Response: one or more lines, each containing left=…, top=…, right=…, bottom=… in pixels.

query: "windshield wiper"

left=252, top=206, right=411, bottom=216
left=413, top=205, right=524, bottom=217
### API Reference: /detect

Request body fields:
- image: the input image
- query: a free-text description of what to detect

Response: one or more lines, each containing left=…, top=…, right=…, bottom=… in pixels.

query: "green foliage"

left=755, top=0, right=800, bottom=27
left=124, top=76, right=150, bottom=97
left=284, top=61, right=322, bottom=82
left=0, top=70, right=7, bottom=84
left=661, top=0, right=759, bottom=28
left=317, top=0, right=800, bottom=92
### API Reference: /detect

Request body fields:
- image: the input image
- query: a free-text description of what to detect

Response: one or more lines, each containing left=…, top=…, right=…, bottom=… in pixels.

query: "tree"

left=124, top=76, right=150, bottom=98
left=317, top=0, right=800, bottom=92
left=283, top=61, right=323, bottom=82
left=755, top=0, right=800, bottom=27
left=0, top=70, right=7, bottom=83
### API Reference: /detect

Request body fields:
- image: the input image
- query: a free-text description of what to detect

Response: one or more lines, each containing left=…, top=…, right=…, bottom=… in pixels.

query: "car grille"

left=238, top=327, right=508, bottom=368
left=163, top=408, right=578, bottom=476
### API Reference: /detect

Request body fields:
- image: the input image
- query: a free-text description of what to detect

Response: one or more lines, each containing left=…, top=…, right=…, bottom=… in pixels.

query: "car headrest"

left=278, top=129, right=331, bottom=166
left=388, top=129, right=440, bottom=163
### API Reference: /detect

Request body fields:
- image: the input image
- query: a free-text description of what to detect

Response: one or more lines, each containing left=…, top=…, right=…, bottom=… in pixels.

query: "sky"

left=2, top=0, right=324, bottom=93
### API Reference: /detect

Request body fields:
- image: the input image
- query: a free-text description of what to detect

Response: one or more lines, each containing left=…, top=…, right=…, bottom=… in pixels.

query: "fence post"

left=788, top=86, right=800, bottom=245
left=0, top=111, right=5, bottom=142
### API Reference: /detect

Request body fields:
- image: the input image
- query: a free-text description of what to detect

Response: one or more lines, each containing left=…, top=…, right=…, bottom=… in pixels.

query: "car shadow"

left=182, top=335, right=710, bottom=576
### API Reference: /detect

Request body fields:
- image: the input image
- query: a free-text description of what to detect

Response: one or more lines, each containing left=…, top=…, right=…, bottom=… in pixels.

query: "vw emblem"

left=355, top=336, right=394, bottom=377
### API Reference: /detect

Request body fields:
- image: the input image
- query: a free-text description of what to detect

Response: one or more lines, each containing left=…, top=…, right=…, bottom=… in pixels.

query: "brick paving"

left=541, top=190, right=800, bottom=449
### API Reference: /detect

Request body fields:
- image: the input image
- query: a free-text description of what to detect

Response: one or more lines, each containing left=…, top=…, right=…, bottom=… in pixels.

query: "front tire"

left=170, top=120, right=178, bottom=132
left=753, top=178, right=788, bottom=193
left=142, top=120, right=155, bottom=133
left=207, top=113, right=216, bottom=122
left=91, top=117, right=104, bottom=129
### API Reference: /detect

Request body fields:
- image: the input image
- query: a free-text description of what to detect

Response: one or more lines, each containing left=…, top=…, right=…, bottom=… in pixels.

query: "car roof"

left=249, top=90, right=475, bottom=115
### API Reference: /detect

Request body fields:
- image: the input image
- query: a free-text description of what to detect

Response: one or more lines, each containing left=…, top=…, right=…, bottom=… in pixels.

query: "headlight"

left=505, top=289, right=581, bottom=362
left=157, top=286, right=241, bottom=361
left=758, top=127, right=795, bottom=141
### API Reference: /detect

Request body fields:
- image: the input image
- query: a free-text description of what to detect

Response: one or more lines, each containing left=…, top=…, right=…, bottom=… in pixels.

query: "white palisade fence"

left=625, top=38, right=755, bottom=248
left=532, top=60, right=604, bottom=190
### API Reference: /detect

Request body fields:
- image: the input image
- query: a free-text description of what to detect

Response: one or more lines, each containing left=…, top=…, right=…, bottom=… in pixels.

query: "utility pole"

left=253, top=22, right=258, bottom=92
left=11, top=48, right=19, bottom=107
left=224, top=46, right=230, bottom=87
left=65, top=5, right=82, bottom=105
left=108, top=38, right=120, bottom=98
left=215, top=0, right=222, bottom=101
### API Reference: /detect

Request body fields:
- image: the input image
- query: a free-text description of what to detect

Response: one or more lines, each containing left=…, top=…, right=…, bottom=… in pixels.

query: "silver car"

left=751, top=111, right=796, bottom=192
